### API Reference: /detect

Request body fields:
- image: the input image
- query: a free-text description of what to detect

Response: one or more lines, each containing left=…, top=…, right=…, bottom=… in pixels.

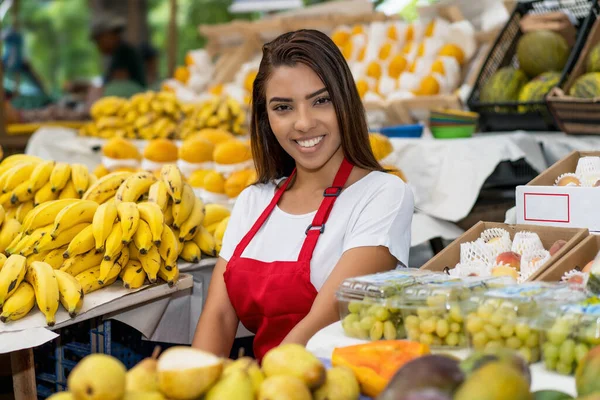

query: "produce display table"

left=3, top=274, right=194, bottom=400
left=307, top=321, right=577, bottom=397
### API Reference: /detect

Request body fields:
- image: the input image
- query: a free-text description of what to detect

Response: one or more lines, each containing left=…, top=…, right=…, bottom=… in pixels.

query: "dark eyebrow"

left=268, top=88, right=328, bottom=104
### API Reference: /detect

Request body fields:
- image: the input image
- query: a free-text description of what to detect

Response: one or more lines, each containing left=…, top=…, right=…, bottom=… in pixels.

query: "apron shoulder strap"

left=231, top=170, right=296, bottom=259
left=297, top=158, right=354, bottom=261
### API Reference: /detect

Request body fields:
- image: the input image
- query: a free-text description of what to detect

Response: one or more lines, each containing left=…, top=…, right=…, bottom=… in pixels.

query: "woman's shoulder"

left=237, top=181, right=279, bottom=203
left=354, top=171, right=409, bottom=195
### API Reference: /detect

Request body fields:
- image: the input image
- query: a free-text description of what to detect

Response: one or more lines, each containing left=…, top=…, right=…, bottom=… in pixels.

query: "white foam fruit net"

left=561, top=269, right=589, bottom=287
left=460, top=238, right=496, bottom=266
left=554, top=173, right=581, bottom=187
left=450, top=262, right=492, bottom=278
left=511, top=231, right=544, bottom=256
left=519, top=249, right=550, bottom=283
left=575, top=156, right=600, bottom=177
left=480, top=228, right=512, bottom=260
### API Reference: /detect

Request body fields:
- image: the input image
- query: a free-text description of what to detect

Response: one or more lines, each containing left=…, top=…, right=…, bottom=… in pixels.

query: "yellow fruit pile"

left=0, top=163, right=230, bottom=326
left=80, top=92, right=185, bottom=140
left=179, top=95, right=247, bottom=138
left=48, top=343, right=360, bottom=400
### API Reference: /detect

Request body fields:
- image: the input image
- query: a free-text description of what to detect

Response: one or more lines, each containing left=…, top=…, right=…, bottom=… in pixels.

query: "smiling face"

left=265, top=63, right=343, bottom=172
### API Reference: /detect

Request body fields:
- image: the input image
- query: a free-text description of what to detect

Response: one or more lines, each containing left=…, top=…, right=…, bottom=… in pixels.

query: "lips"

left=294, top=135, right=325, bottom=148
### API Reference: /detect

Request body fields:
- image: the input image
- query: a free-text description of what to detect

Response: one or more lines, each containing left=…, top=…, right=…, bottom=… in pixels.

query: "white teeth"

left=296, top=136, right=324, bottom=148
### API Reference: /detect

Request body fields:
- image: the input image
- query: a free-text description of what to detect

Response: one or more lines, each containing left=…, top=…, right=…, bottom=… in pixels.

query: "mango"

left=378, top=355, right=464, bottom=400
left=576, top=345, right=600, bottom=396
left=262, top=343, right=326, bottom=390
left=533, top=390, right=573, bottom=400
left=454, top=362, right=532, bottom=400
left=461, top=348, right=531, bottom=385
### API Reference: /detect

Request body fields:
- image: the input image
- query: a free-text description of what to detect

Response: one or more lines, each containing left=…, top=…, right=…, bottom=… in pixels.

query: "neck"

left=294, top=147, right=345, bottom=192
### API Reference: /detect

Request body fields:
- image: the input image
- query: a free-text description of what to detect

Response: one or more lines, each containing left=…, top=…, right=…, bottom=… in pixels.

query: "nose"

left=293, top=105, right=317, bottom=133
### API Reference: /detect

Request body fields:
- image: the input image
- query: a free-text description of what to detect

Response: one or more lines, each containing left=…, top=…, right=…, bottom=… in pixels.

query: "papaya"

left=331, top=340, right=430, bottom=398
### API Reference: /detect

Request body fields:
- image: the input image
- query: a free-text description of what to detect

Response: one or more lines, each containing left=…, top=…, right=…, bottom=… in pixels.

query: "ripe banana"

left=4, top=206, right=16, bottom=222
left=92, top=200, right=118, bottom=251
left=43, top=247, right=66, bottom=269
left=172, top=184, right=196, bottom=230
left=160, top=164, right=184, bottom=204
left=120, top=260, right=147, bottom=289
left=158, top=262, right=179, bottom=287
left=70, top=164, right=90, bottom=195
left=36, top=223, right=90, bottom=253
left=54, top=269, right=84, bottom=317
left=193, top=226, right=217, bottom=257
left=137, top=202, right=164, bottom=246
left=10, top=181, right=35, bottom=205
left=0, top=154, right=42, bottom=168
left=99, top=246, right=129, bottom=284
left=0, top=204, right=5, bottom=225
left=0, top=254, right=8, bottom=270
left=2, top=162, right=36, bottom=194
left=159, top=225, right=179, bottom=268
left=26, top=261, right=60, bottom=326
left=164, top=203, right=174, bottom=226
left=0, top=281, right=35, bottom=322
left=50, top=200, right=98, bottom=239
left=82, top=171, right=131, bottom=204
left=60, top=251, right=104, bottom=277
left=34, top=181, right=59, bottom=205
left=23, top=199, right=79, bottom=234
left=58, top=180, right=79, bottom=200
left=11, top=225, right=52, bottom=256
left=15, top=201, right=34, bottom=225
left=50, top=162, right=71, bottom=193
left=0, top=219, right=21, bottom=253
left=148, top=180, right=169, bottom=212
left=115, top=171, right=157, bottom=204
left=178, top=196, right=205, bottom=241
left=180, top=241, right=201, bottom=263
left=0, top=254, right=27, bottom=309
left=132, top=219, right=153, bottom=254
left=28, top=160, right=55, bottom=194
left=117, top=202, right=140, bottom=244
left=214, top=217, right=229, bottom=255
left=103, top=222, right=124, bottom=261
left=202, top=204, right=231, bottom=227
left=138, top=245, right=161, bottom=283
left=64, top=225, right=95, bottom=259
left=75, top=265, right=119, bottom=295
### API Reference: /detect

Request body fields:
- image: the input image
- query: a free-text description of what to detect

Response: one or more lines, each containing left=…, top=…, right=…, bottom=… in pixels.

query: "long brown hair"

left=250, top=29, right=384, bottom=184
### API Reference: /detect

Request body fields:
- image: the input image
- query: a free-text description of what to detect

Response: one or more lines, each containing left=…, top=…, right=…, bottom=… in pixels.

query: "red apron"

left=224, top=158, right=354, bottom=361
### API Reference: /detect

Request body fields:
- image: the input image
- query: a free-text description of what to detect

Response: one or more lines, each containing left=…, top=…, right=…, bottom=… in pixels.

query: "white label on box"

left=522, top=192, right=570, bottom=223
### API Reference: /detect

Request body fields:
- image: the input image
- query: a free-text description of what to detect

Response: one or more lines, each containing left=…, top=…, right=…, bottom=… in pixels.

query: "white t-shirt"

left=219, top=171, right=414, bottom=290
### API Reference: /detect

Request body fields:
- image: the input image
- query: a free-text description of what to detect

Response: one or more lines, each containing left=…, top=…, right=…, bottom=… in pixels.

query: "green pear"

left=261, top=343, right=326, bottom=390
left=126, top=357, right=159, bottom=392
left=206, top=369, right=255, bottom=400
left=222, top=356, right=264, bottom=394
left=123, top=392, right=166, bottom=400
left=67, top=354, right=126, bottom=400
left=258, top=375, right=312, bottom=400
left=314, top=366, right=360, bottom=400
left=46, top=393, right=74, bottom=400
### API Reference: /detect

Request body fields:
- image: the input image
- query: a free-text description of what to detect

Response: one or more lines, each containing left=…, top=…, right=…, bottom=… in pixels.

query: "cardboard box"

left=516, top=151, right=600, bottom=232
left=420, top=221, right=588, bottom=281
left=537, top=234, right=600, bottom=281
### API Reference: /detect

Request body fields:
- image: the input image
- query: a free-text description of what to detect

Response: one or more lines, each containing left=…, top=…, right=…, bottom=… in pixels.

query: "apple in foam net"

left=495, top=251, right=521, bottom=271
left=549, top=239, right=567, bottom=256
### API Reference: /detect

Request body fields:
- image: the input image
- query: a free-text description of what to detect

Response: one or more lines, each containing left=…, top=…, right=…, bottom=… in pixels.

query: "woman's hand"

left=192, top=258, right=240, bottom=357
left=281, top=245, right=397, bottom=346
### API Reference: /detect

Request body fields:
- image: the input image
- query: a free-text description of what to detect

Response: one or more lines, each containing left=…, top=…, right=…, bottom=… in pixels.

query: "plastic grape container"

left=537, top=295, right=600, bottom=375
left=397, top=277, right=513, bottom=349
left=336, top=269, right=450, bottom=341
left=463, top=282, right=559, bottom=364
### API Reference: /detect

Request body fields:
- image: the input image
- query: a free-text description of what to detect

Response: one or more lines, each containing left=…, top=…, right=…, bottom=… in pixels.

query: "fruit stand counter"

left=307, top=321, right=578, bottom=397
left=2, top=274, right=193, bottom=400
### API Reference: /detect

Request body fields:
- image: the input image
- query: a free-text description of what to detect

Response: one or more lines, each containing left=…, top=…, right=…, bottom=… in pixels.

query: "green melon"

left=517, top=71, right=561, bottom=112
left=480, top=66, right=529, bottom=103
left=517, top=30, right=570, bottom=78
left=587, top=43, right=600, bottom=73
left=568, top=72, right=600, bottom=98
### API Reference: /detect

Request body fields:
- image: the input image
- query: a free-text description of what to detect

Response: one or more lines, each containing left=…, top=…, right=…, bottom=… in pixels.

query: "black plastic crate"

left=467, top=0, right=595, bottom=132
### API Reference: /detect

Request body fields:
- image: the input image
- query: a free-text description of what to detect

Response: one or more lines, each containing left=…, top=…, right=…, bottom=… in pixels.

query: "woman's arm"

left=192, top=258, right=240, bottom=357
left=281, top=245, right=397, bottom=346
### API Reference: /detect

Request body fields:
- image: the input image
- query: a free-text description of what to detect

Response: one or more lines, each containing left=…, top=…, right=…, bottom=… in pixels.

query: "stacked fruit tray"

left=467, top=0, right=596, bottom=132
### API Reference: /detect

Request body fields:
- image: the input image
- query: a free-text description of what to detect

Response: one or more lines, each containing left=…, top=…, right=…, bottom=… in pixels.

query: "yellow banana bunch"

left=34, top=182, right=59, bottom=205
left=115, top=171, right=157, bottom=204
left=36, top=223, right=90, bottom=253
left=50, top=200, right=98, bottom=239
left=138, top=245, right=161, bottom=283
left=0, top=219, right=21, bottom=253
left=180, top=241, right=201, bottom=263
left=60, top=251, right=104, bottom=277
left=137, top=202, right=164, bottom=246
left=158, top=262, right=179, bottom=287
left=178, top=196, right=205, bottom=242
left=0, top=281, right=35, bottom=322
left=172, top=184, right=195, bottom=230
left=26, top=261, right=60, bottom=326
left=76, top=265, right=120, bottom=295
left=120, top=260, right=147, bottom=289
left=54, top=270, right=84, bottom=317
left=44, top=247, right=67, bottom=269
left=58, top=180, right=79, bottom=200
left=160, top=164, right=184, bottom=204
left=214, top=217, right=230, bottom=254
left=15, top=201, right=34, bottom=224
left=117, top=202, right=140, bottom=244
left=50, top=163, right=71, bottom=193
left=147, top=181, right=170, bottom=212
left=192, top=226, right=217, bottom=257
left=83, top=171, right=131, bottom=204
left=103, top=222, right=124, bottom=262
left=132, top=219, right=153, bottom=255
left=202, top=204, right=231, bottom=229
left=92, top=200, right=118, bottom=252
left=159, top=225, right=179, bottom=268
left=0, top=254, right=27, bottom=308
left=99, top=246, right=129, bottom=284
left=23, top=199, right=79, bottom=234
left=64, top=225, right=95, bottom=259
left=10, top=181, right=35, bottom=205
left=28, top=161, right=56, bottom=193
left=1, top=162, right=38, bottom=194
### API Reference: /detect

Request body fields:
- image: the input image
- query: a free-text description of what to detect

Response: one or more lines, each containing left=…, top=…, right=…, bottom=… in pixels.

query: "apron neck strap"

left=297, top=157, right=354, bottom=261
